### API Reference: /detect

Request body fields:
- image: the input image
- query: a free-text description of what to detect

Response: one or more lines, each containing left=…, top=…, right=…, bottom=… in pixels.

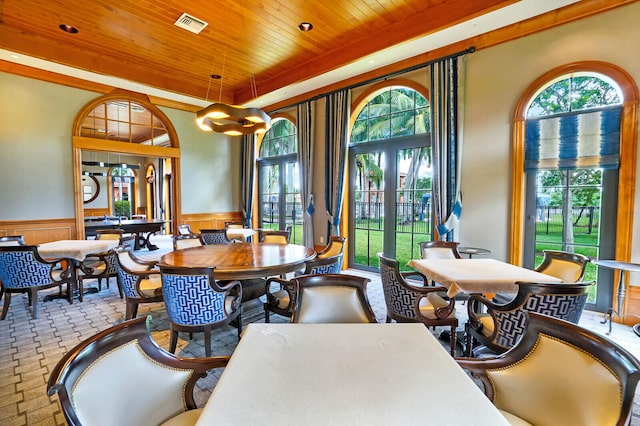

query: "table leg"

left=601, top=270, right=626, bottom=335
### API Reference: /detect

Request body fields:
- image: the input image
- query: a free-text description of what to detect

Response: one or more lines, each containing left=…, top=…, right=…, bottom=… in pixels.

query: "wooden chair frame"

left=47, top=316, right=230, bottom=426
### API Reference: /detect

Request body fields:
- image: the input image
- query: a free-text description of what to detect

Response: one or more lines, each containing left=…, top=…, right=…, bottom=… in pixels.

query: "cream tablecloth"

left=408, top=258, right=563, bottom=297
left=196, top=323, right=508, bottom=426
left=38, top=240, right=118, bottom=261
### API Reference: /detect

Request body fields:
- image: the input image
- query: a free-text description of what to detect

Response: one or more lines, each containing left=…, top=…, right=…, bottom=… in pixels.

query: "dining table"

left=38, top=239, right=119, bottom=301
left=84, top=219, right=165, bottom=250
left=160, top=242, right=315, bottom=281
left=196, top=323, right=509, bottom=425
left=407, top=258, right=563, bottom=298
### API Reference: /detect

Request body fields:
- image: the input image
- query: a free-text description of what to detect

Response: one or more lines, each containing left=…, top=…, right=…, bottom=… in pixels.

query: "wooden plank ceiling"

left=0, top=0, right=616, bottom=107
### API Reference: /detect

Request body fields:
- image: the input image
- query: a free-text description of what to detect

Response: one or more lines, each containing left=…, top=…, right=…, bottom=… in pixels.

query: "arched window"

left=349, top=82, right=431, bottom=271
left=256, top=118, right=301, bottom=243
left=512, top=62, right=639, bottom=316
left=72, top=91, right=180, bottom=237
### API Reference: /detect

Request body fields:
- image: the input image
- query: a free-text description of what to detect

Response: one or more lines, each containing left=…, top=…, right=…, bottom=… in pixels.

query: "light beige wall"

left=461, top=2, right=640, bottom=261
left=0, top=72, right=96, bottom=220
left=159, top=106, right=241, bottom=213
left=0, top=72, right=242, bottom=221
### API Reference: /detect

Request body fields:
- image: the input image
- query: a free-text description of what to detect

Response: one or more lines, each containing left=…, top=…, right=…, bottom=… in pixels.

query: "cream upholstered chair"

left=177, top=224, right=193, bottom=235
left=291, top=274, right=376, bottom=323
left=493, top=250, right=590, bottom=305
left=264, top=254, right=344, bottom=322
left=114, top=246, right=163, bottom=320
left=258, top=229, right=290, bottom=244
left=173, top=234, right=204, bottom=250
left=466, top=281, right=592, bottom=356
left=535, top=249, right=589, bottom=282
left=47, top=316, right=230, bottom=426
left=0, top=236, right=26, bottom=246
left=457, top=312, right=640, bottom=426
left=378, top=253, right=458, bottom=355
left=418, top=240, right=461, bottom=259
left=316, top=236, right=346, bottom=259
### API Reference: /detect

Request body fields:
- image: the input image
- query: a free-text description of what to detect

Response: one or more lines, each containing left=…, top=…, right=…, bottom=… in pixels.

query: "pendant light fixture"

left=196, top=56, right=271, bottom=136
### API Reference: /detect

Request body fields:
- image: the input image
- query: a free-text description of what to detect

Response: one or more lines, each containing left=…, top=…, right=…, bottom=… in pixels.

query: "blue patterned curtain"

left=525, top=106, right=621, bottom=171
left=297, top=101, right=315, bottom=248
left=431, top=57, right=464, bottom=240
left=241, top=134, right=255, bottom=226
left=325, top=90, right=350, bottom=237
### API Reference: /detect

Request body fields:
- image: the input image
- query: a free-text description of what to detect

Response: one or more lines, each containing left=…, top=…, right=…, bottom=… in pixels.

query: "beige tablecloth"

left=38, top=240, right=118, bottom=261
left=197, top=323, right=508, bottom=426
left=408, top=258, right=563, bottom=297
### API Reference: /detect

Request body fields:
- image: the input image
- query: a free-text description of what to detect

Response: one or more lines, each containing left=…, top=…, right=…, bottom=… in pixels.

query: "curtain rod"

left=270, top=46, right=476, bottom=113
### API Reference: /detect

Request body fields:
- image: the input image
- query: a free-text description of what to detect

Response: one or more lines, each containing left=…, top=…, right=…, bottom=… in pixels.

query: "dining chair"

left=0, top=235, right=26, bottom=246
left=177, top=224, right=193, bottom=235
left=457, top=312, right=640, bottom=426
left=47, top=316, right=230, bottom=426
left=291, top=274, right=377, bottom=323
left=378, top=253, right=458, bottom=355
left=418, top=240, right=462, bottom=259
left=158, top=264, right=243, bottom=357
left=264, top=253, right=344, bottom=322
left=199, top=229, right=232, bottom=245
left=466, top=281, right=593, bottom=356
left=0, top=245, right=74, bottom=319
left=94, top=229, right=125, bottom=240
left=77, top=234, right=135, bottom=299
left=493, top=250, right=590, bottom=304
left=224, top=221, right=246, bottom=229
left=173, top=233, right=204, bottom=250
left=258, top=229, right=290, bottom=244
left=114, top=246, right=163, bottom=320
left=316, top=236, right=346, bottom=259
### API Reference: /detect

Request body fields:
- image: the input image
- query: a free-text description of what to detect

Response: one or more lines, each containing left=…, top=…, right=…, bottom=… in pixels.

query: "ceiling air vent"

left=174, top=13, right=209, bottom=34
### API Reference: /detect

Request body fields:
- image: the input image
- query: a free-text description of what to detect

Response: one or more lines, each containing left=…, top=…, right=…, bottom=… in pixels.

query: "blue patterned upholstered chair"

left=114, top=246, right=163, bottom=320
left=199, top=229, right=232, bottom=245
left=457, top=312, right=640, bottom=426
left=0, top=245, right=74, bottom=319
left=465, top=281, right=593, bottom=357
left=47, top=316, right=230, bottom=426
left=378, top=253, right=458, bottom=355
left=0, top=236, right=27, bottom=305
left=291, top=274, right=377, bottom=324
left=158, top=264, right=243, bottom=357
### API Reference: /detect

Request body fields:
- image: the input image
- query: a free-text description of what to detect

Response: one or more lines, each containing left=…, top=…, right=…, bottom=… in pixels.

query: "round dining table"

left=159, top=242, right=316, bottom=281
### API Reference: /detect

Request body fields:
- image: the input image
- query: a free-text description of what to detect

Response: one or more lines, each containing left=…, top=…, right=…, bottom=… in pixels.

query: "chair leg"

left=264, top=307, right=270, bottom=323
left=236, top=314, right=243, bottom=338
left=204, top=325, right=212, bottom=357
left=30, top=288, right=39, bottom=319
left=450, top=325, right=457, bottom=357
left=1, top=292, right=11, bottom=320
left=386, top=316, right=391, bottom=323
left=125, top=302, right=134, bottom=320
left=78, top=279, right=84, bottom=303
left=97, top=278, right=102, bottom=291
left=169, top=328, right=178, bottom=354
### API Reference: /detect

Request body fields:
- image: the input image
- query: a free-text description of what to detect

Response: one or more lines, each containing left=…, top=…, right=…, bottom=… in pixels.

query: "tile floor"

left=1, top=236, right=640, bottom=425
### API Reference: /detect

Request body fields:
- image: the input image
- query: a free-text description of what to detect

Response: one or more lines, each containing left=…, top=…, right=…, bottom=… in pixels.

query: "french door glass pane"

left=260, top=164, right=279, bottom=229
left=395, top=148, right=431, bottom=269
left=535, top=168, right=602, bottom=303
left=353, top=152, right=385, bottom=268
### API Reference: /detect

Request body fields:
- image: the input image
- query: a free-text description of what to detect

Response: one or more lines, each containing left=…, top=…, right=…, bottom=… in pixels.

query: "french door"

left=349, top=137, right=431, bottom=271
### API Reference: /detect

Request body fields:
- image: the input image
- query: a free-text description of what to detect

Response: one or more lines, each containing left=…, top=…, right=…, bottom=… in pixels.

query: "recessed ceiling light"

left=59, top=24, right=79, bottom=34
left=298, top=22, right=313, bottom=32
left=210, top=74, right=222, bottom=79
